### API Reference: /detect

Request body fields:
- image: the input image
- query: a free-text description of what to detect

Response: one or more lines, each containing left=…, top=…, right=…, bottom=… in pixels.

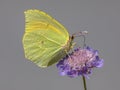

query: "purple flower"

left=56, top=46, right=104, bottom=78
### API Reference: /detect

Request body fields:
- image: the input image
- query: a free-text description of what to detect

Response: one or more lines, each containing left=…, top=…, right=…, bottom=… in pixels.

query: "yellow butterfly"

left=23, top=10, right=85, bottom=68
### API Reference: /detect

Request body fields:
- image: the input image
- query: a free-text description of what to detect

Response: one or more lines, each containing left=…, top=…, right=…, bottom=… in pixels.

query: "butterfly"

left=22, top=9, right=87, bottom=68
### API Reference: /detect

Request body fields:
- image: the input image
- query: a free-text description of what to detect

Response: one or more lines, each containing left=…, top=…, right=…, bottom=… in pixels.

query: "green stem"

left=82, top=76, right=87, bottom=90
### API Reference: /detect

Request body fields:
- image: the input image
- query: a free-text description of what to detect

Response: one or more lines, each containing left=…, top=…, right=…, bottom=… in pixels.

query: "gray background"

left=0, top=0, right=120, bottom=90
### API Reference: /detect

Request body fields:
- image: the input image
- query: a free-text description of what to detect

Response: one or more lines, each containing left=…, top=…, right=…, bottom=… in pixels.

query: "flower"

left=56, top=46, right=104, bottom=78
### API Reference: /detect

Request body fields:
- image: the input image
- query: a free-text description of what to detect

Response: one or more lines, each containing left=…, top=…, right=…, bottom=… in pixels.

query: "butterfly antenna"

left=72, top=31, right=88, bottom=48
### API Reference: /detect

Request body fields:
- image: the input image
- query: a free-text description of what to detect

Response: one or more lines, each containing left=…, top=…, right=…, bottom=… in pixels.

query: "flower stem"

left=82, top=76, right=87, bottom=90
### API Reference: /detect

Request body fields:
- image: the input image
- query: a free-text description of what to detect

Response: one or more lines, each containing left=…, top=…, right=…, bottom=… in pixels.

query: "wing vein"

left=40, top=33, right=62, bottom=46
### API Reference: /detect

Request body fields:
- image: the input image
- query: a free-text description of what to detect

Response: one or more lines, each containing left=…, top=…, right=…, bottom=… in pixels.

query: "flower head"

left=56, top=46, right=103, bottom=78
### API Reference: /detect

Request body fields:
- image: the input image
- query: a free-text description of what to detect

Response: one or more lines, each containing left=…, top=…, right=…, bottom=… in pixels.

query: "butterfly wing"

left=23, top=10, right=70, bottom=67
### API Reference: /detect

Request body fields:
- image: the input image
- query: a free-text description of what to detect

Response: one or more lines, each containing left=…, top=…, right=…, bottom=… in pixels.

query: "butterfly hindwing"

left=23, top=30, right=67, bottom=67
